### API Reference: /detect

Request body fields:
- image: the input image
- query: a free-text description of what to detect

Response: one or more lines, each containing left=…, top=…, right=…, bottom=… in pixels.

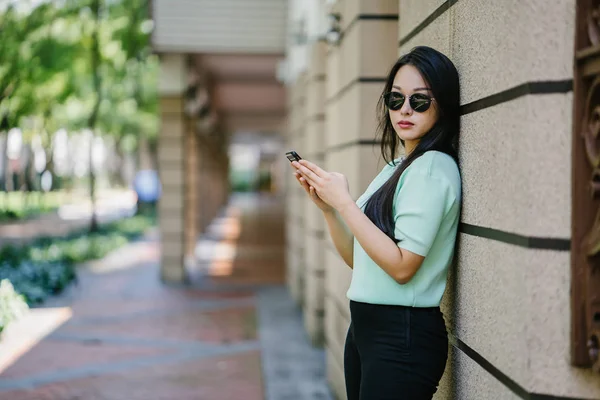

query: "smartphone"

left=285, top=150, right=302, bottom=163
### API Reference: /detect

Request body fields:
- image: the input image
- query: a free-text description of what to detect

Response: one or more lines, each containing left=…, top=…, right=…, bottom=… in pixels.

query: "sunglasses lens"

left=409, top=93, right=432, bottom=112
left=384, top=92, right=405, bottom=110
left=384, top=92, right=433, bottom=112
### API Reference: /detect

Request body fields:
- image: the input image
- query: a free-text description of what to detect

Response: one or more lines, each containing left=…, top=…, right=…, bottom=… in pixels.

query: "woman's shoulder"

left=406, top=151, right=461, bottom=192
left=409, top=151, right=458, bottom=175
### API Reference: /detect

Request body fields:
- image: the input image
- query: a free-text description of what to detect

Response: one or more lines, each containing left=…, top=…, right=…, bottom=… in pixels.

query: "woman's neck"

left=404, top=140, right=419, bottom=156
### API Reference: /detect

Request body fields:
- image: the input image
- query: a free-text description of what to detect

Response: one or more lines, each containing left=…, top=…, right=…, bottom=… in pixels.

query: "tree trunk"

left=111, top=136, right=127, bottom=187
left=0, top=131, right=7, bottom=191
left=89, top=135, right=97, bottom=232
left=88, top=0, right=102, bottom=233
left=148, top=137, right=159, bottom=171
left=23, top=145, right=34, bottom=192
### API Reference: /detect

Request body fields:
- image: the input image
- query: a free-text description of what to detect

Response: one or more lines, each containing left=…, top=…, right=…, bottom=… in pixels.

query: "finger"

left=296, top=174, right=308, bottom=188
left=302, top=174, right=318, bottom=189
left=309, top=186, right=323, bottom=201
left=298, top=176, right=309, bottom=188
left=293, top=160, right=324, bottom=181
left=295, top=167, right=315, bottom=185
left=295, top=171, right=308, bottom=183
left=298, top=176, right=312, bottom=192
left=299, top=160, right=327, bottom=177
left=304, top=183, right=314, bottom=195
left=296, top=165, right=322, bottom=187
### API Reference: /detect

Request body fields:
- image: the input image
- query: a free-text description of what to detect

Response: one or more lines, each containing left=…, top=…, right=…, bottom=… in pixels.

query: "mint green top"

left=346, top=151, right=461, bottom=307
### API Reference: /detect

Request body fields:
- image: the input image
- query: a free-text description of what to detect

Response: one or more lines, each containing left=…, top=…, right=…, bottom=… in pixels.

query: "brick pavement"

left=0, top=193, right=332, bottom=400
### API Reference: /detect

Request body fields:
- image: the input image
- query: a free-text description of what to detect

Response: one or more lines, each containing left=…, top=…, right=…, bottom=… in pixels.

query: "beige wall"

left=302, top=41, right=328, bottom=345
left=286, top=0, right=600, bottom=399
left=398, top=1, right=600, bottom=399
left=286, top=72, right=308, bottom=307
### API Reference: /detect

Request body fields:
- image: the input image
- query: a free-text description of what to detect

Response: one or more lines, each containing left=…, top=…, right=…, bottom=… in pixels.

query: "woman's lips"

left=398, top=121, right=414, bottom=129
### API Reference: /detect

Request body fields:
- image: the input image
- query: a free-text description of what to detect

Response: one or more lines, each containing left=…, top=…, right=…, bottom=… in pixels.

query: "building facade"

left=284, top=0, right=600, bottom=399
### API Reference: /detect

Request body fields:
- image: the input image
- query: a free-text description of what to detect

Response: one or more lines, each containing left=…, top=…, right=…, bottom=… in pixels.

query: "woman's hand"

left=291, top=160, right=354, bottom=212
left=290, top=162, right=334, bottom=213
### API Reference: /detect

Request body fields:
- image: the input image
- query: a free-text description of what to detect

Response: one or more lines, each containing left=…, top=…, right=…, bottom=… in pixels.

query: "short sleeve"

left=393, top=169, right=453, bottom=257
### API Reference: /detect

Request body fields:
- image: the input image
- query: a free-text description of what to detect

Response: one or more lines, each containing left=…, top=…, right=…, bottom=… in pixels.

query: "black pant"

left=344, top=300, right=448, bottom=400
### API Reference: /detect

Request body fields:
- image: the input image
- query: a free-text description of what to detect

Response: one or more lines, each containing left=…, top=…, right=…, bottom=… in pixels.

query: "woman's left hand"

left=291, top=159, right=354, bottom=211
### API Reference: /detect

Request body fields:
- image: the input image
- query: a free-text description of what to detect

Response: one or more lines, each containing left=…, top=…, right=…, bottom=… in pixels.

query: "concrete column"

left=303, top=40, right=328, bottom=346
left=196, top=136, right=206, bottom=235
left=158, top=58, right=230, bottom=277
left=196, top=134, right=229, bottom=236
left=323, top=1, right=399, bottom=398
left=197, top=137, right=212, bottom=234
left=198, top=139, right=211, bottom=235
left=207, top=141, right=226, bottom=221
left=208, top=150, right=219, bottom=221
left=218, top=151, right=230, bottom=206
left=157, top=94, right=187, bottom=283
left=157, top=53, right=188, bottom=283
left=183, top=123, right=199, bottom=270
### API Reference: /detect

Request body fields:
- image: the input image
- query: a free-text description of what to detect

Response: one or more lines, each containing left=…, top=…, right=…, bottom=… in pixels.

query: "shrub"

left=0, top=279, right=29, bottom=335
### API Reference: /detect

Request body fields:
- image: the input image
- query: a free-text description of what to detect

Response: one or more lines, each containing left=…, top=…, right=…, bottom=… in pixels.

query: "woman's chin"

left=395, top=131, right=421, bottom=142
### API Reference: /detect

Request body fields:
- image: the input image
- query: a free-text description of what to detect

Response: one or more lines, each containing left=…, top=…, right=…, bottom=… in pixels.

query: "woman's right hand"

left=293, top=170, right=334, bottom=213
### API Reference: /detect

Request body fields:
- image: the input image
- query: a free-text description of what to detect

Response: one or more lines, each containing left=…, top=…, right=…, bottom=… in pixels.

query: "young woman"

left=290, top=46, right=461, bottom=399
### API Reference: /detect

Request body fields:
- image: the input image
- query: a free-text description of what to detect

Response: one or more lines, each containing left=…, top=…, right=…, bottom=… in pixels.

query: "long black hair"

left=363, top=46, right=461, bottom=243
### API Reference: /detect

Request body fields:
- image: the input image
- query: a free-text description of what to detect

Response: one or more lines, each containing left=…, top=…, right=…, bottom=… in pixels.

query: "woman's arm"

left=323, top=209, right=354, bottom=268
left=293, top=160, right=435, bottom=284
left=336, top=202, right=424, bottom=283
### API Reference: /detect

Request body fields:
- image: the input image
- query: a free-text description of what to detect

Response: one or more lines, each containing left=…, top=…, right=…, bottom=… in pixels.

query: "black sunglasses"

left=382, top=92, right=435, bottom=113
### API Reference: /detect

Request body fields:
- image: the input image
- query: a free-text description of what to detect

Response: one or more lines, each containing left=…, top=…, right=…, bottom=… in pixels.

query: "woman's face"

left=388, top=65, right=439, bottom=149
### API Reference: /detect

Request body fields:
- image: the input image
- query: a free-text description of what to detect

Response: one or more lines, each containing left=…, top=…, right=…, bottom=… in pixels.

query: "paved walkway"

left=0, top=193, right=333, bottom=400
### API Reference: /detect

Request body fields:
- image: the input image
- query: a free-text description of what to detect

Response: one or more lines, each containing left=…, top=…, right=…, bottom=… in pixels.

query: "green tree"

left=0, top=0, right=158, bottom=225
left=99, top=0, right=158, bottom=182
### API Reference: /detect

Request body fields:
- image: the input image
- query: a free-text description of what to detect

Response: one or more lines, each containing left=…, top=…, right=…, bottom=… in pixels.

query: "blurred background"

left=0, top=0, right=158, bottom=302
left=0, top=0, right=599, bottom=400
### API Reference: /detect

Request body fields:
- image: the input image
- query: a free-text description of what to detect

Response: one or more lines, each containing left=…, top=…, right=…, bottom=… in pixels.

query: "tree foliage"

left=0, top=0, right=158, bottom=150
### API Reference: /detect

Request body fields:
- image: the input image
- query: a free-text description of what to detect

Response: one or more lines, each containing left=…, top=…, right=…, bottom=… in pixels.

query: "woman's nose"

left=400, top=98, right=412, bottom=115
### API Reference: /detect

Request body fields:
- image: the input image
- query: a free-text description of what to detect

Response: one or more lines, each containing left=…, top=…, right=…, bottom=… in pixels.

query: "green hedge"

left=0, top=191, right=64, bottom=222
left=0, top=212, right=155, bottom=307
